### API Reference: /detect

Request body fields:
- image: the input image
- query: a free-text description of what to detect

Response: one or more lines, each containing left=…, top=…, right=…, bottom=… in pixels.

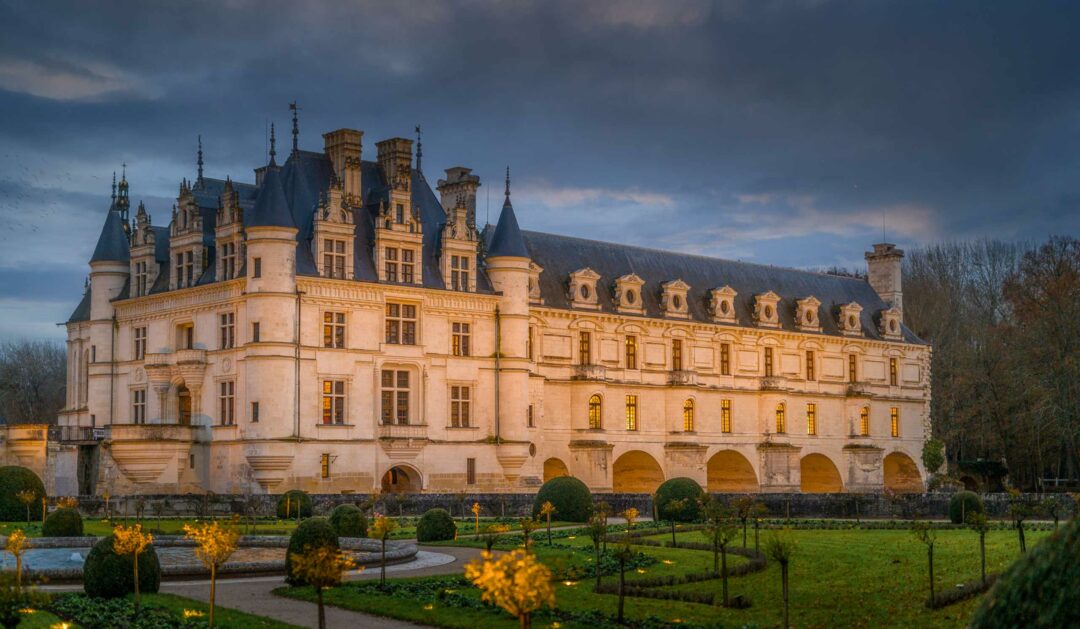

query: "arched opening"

left=960, top=475, right=978, bottom=491
left=800, top=453, right=843, bottom=493
left=707, top=450, right=758, bottom=492
left=177, top=385, right=192, bottom=425
left=381, top=466, right=420, bottom=493
left=543, top=458, right=570, bottom=482
left=612, top=450, right=664, bottom=493
left=883, top=452, right=923, bottom=493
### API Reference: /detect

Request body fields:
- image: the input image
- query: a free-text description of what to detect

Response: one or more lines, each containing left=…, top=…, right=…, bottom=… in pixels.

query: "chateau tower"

left=865, top=243, right=904, bottom=315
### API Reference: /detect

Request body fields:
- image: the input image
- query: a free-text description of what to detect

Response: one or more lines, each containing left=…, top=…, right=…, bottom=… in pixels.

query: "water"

left=0, top=546, right=287, bottom=571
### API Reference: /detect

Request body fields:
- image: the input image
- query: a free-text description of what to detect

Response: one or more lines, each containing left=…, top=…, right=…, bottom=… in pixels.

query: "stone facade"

left=56, top=119, right=931, bottom=497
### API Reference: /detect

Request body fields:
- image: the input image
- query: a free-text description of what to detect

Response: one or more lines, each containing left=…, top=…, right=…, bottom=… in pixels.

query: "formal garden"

left=0, top=464, right=1076, bottom=628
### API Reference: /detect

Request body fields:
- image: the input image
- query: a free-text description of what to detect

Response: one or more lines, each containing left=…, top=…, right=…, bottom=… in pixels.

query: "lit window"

left=219, top=312, right=235, bottom=350
left=321, top=453, right=331, bottom=479
left=720, top=344, right=731, bottom=376
left=721, top=399, right=732, bottom=433
left=451, top=255, right=471, bottom=291
left=132, top=388, right=146, bottom=424
left=889, top=358, right=898, bottom=386
left=579, top=331, right=591, bottom=365
left=323, top=312, right=345, bottom=349
left=625, top=395, right=638, bottom=431
left=133, top=326, right=147, bottom=360
left=890, top=407, right=900, bottom=437
left=219, top=380, right=235, bottom=426
left=683, top=399, right=695, bottom=432
left=672, top=339, right=683, bottom=371
left=220, top=241, right=237, bottom=280
left=385, top=303, right=417, bottom=345
left=450, top=385, right=471, bottom=428
left=323, top=239, right=347, bottom=279
left=322, top=380, right=346, bottom=425
left=588, top=395, right=602, bottom=429
left=625, top=336, right=637, bottom=369
left=806, top=403, right=816, bottom=435
left=381, top=370, right=410, bottom=425
left=848, top=354, right=858, bottom=383
left=764, top=347, right=774, bottom=377
left=806, top=350, right=815, bottom=381
left=452, top=322, right=471, bottom=356
left=860, top=406, right=869, bottom=436
left=776, top=403, right=786, bottom=434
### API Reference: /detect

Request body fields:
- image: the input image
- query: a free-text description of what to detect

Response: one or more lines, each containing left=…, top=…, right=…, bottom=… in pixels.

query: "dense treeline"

left=904, top=237, right=1080, bottom=490
left=0, top=339, right=66, bottom=424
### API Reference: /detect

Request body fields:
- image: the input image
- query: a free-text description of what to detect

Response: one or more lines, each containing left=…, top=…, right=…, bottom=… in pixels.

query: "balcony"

left=108, top=423, right=196, bottom=442
left=759, top=376, right=787, bottom=391
left=378, top=423, right=428, bottom=440
left=572, top=364, right=607, bottom=381
left=846, top=382, right=872, bottom=397
left=668, top=370, right=698, bottom=386
left=175, top=349, right=207, bottom=365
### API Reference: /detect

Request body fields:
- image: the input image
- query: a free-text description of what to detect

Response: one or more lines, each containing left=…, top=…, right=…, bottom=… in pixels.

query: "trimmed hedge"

left=285, top=517, right=339, bottom=586
left=0, top=466, right=45, bottom=522
left=532, top=476, right=593, bottom=523
left=83, top=534, right=161, bottom=598
left=277, top=489, right=313, bottom=519
left=42, top=507, right=83, bottom=537
left=948, top=491, right=984, bottom=524
left=329, top=504, right=368, bottom=537
left=416, top=508, right=457, bottom=542
left=654, top=477, right=705, bottom=522
left=969, top=517, right=1079, bottom=627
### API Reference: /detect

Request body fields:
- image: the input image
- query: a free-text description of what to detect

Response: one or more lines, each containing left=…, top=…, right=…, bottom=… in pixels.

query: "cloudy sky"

left=1, top=0, right=1078, bottom=339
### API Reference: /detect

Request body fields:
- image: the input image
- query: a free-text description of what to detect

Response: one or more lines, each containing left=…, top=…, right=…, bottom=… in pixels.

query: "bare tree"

left=0, top=339, right=66, bottom=423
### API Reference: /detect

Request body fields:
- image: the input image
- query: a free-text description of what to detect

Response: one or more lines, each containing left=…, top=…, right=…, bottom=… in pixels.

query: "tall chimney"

left=865, top=243, right=904, bottom=314
left=323, top=129, right=363, bottom=204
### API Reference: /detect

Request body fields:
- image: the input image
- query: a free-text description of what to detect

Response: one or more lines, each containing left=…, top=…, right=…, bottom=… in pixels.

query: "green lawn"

left=16, top=609, right=70, bottom=628
left=276, top=522, right=1054, bottom=629
left=139, top=592, right=300, bottom=628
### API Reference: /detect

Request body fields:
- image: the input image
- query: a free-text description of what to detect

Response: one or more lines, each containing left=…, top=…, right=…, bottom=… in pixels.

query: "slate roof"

left=487, top=199, right=529, bottom=258
left=67, top=287, right=91, bottom=323
left=246, top=167, right=294, bottom=228
left=521, top=231, right=923, bottom=343
left=89, top=203, right=130, bottom=263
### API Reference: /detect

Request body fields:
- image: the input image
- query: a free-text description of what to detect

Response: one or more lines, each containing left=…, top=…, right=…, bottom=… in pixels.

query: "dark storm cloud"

left=1, top=0, right=1079, bottom=338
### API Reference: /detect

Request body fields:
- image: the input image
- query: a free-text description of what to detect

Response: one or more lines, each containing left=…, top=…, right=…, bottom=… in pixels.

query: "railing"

left=572, top=364, right=607, bottom=381
left=108, top=423, right=196, bottom=442
left=759, top=376, right=787, bottom=391
left=175, top=348, right=207, bottom=364
left=846, top=382, right=872, bottom=397
left=378, top=423, right=428, bottom=440
left=668, top=370, right=697, bottom=386
left=57, top=426, right=102, bottom=442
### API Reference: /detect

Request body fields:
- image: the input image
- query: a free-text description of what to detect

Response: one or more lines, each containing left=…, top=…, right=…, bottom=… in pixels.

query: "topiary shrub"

left=948, top=491, right=984, bottom=524
left=285, top=516, right=339, bottom=586
left=276, top=490, right=312, bottom=519
left=83, top=534, right=161, bottom=598
left=532, top=476, right=593, bottom=523
left=329, top=504, right=368, bottom=537
left=0, top=466, right=46, bottom=522
left=969, top=517, right=1079, bottom=628
left=654, top=477, right=705, bottom=522
left=42, top=507, right=83, bottom=537
left=416, top=508, right=456, bottom=542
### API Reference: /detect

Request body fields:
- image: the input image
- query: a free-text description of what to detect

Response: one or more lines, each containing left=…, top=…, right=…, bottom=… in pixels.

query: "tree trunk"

left=671, top=521, right=676, bottom=546
left=380, top=538, right=387, bottom=586
left=720, top=546, right=728, bottom=607
left=134, top=551, right=141, bottom=616
left=1018, top=522, right=1026, bottom=553
left=742, top=520, right=747, bottom=548
left=780, top=561, right=789, bottom=628
left=617, top=554, right=626, bottom=624
left=927, top=544, right=935, bottom=607
left=594, top=544, right=601, bottom=591
left=209, top=563, right=216, bottom=628
left=979, top=532, right=986, bottom=586
left=317, top=587, right=326, bottom=629
left=519, top=612, right=531, bottom=629
left=14, top=557, right=21, bottom=594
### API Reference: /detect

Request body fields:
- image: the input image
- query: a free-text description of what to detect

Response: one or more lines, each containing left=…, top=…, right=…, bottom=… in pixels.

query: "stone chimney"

left=323, top=129, right=363, bottom=204
left=437, top=167, right=481, bottom=215
left=376, top=138, right=413, bottom=192
left=865, top=243, right=904, bottom=314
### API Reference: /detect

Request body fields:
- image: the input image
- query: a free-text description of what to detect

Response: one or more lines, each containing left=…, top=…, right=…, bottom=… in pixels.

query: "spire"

left=269, top=122, right=277, bottom=166
left=289, top=101, right=300, bottom=155
left=415, top=125, right=423, bottom=173
left=503, top=166, right=511, bottom=206
left=487, top=166, right=529, bottom=259
left=196, top=135, right=204, bottom=184
left=90, top=192, right=131, bottom=264
left=111, top=172, right=117, bottom=201
left=116, top=163, right=130, bottom=221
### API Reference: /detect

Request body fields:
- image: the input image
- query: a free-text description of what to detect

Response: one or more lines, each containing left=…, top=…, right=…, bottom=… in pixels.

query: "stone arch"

left=959, top=475, right=978, bottom=491
left=883, top=452, right=923, bottom=493
left=612, top=450, right=664, bottom=493
left=800, top=453, right=843, bottom=493
left=543, top=458, right=570, bottom=482
left=707, top=450, right=759, bottom=492
left=381, top=465, right=422, bottom=493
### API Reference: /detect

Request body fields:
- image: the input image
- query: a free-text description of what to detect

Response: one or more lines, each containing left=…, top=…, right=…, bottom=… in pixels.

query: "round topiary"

left=532, top=476, right=593, bottom=523
left=83, top=534, right=161, bottom=598
left=329, top=504, right=368, bottom=537
left=285, top=516, right=339, bottom=586
left=277, top=490, right=313, bottom=519
left=948, top=490, right=984, bottom=524
left=0, top=466, right=46, bottom=522
left=654, top=477, right=705, bottom=522
left=42, top=507, right=83, bottom=537
left=416, top=508, right=457, bottom=542
left=969, top=517, right=1080, bottom=628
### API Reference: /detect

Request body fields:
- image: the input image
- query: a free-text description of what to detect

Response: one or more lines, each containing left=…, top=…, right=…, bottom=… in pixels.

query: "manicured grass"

left=16, top=609, right=71, bottom=628
left=276, top=522, right=1055, bottom=629
left=141, top=592, right=300, bottom=628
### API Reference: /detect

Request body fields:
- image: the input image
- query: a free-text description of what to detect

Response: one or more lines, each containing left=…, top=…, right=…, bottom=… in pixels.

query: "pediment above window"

left=754, top=291, right=781, bottom=327
left=568, top=267, right=601, bottom=310
left=878, top=306, right=903, bottom=340
left=709, top=286, right=737, bottom=323
left=839, top=302, right=864, bottom=336
left=796, top=296, right=822, bottom=332
left=613, top=273, right=645, bottom=314
left=660, top=279, right=691, bottom=319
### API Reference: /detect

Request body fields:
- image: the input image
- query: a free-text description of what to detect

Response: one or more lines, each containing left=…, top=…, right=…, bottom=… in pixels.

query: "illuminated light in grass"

left=423, top=604, right=435, bottom=611
left=182, top=610, right=205, bottom=618
left=662, top=559, right=675, bottom=565
left=563, top=580, right=577, bottom=587
left=636, top=568, right=647, bottom=574
left=672, top=619, right=684, bottom=624
left=567, top=536, right=576, bottom=540
left=49, top=624, right=70, bottom=629
left=18, top=609, right=35, bottom=614
left=551, top=623, right=561, bottom=629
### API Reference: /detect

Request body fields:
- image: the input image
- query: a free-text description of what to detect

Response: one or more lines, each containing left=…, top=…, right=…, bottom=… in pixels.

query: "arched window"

left=683, top=399, right=695, bottom=432
left=588, top=395, right=602, bottom=429
left=860, top=407, right=870, bottom=436
left=775, top=403, right=786, bottom=434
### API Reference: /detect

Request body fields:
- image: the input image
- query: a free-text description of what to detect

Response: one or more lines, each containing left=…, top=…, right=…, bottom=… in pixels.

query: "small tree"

left=183, top=520, right=240, bottom=628
left=3, top=531, right=26, bottom=594
left=595, top=501, right=611, bottom=552
left=732, top=496, right=755, bottom=548
left=622, top=507, right=639, bottom=535
left=466, top=549, right=555, bottom=629
left=585, top=514, right=607, bottom=591
left=518, top=517, right=539, bottom=553
left=751, top=503, right=769, bottom=552
left=921, top=439, right=945, bottom=477
left=662, top=498, right=687, bottom=546
left=481, top=523, right=510, bottom=552
left=102, top=489, right=111, bottom=519
left=471, top=502, right=482, bottom=539
left=1007, top=489, right=1033, bottom=553
left=1040, top=497, right=1062, bottom=528
left=290, top=546, right=357, bottom=629
left=539, top=501, right=556, bottom=545
left=369, top=515, right=398, bottom=587
left=966, top=512, right=990, bottom=587
left=614, top=539, right=635, bottom=625
left=701, top=499, right=738, bottom=606
left=766, top=532, right=797, bottom=628
left=113, top=523, right=153, bottom=615
left=912, top=521, right=938, bottom=606
left=14, top=490, right=35, bottom=525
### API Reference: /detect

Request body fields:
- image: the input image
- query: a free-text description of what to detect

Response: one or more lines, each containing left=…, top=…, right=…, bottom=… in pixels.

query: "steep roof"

left=487, top=199, right=529, bottom=259
left=522, top=230, right=923, bottom=343
left=246, top=167, right=294, bottom=228
left=89, top=203, right=130, bottom=263
left=67, top=287, right=91, bottom=323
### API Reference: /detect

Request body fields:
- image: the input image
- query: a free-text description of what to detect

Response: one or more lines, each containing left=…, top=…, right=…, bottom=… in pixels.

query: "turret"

left=865, top=243, right=904, bottom=316
left=89, top=190, right=131, bottom=320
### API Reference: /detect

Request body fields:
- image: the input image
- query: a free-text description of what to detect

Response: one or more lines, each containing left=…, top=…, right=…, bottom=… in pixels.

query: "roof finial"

left=289, top=101, right=300, bottom=154
left=111, top=172, right=117, bottom=201
left=504, top=166, right=511, bottom=203
left=196, top=135, right=204, bottom=183
left=269, top=122, right=277, bottom=166
left=415, top=125, right=423, bottom=173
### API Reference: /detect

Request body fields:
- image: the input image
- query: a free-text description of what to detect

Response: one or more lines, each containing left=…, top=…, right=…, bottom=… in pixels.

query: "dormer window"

left=614, top=273, right=645, bottom=314
left=323, top=239, right=347, bottom=278
left=661, top=279, right=690, bottom=319
left=568, top=268, right=601, bottom=310
left=220, top=242, right=238, bottom=280
left=754, top=291, right=781, bottom=327
left=840, top=302, right=864, bottom=336
left=313, top=191, right=354, bottom=280
left=528, top=262, right=544, bottom=303
left=796, top=296, right=821, bottom=332
left=450, top=255, right=471, bottom=291
left=879, top=306, right=903, bottom=340
left=708, top=286, right=737, bottom=324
